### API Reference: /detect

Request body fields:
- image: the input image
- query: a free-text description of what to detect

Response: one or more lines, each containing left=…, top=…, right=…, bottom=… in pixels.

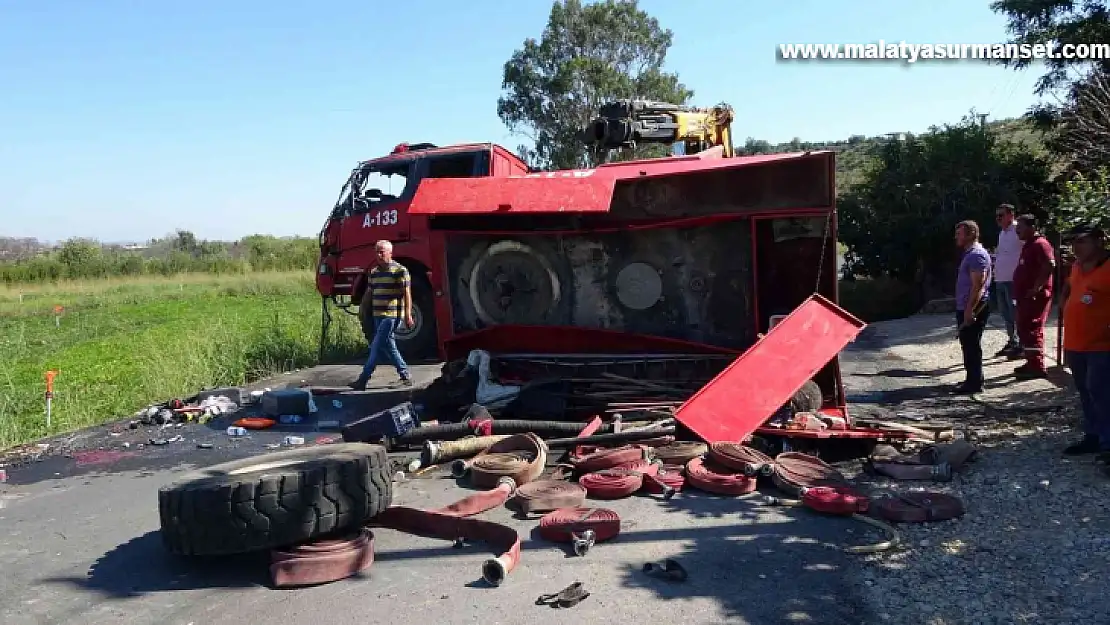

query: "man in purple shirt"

left=954, top=219, right=993, bottom=394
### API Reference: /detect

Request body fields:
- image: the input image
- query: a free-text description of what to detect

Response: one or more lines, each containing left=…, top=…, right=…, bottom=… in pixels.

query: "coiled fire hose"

left=578, top=459, right=674, bottom=499
left=453, top=433, right=547, bottom=488
left=641, top=464, right=685, bottom=494
left=707, top=442, right=775, bottom=477
left=684, top=456, right=758, bottom=495
left=652, top=441, right=708, bottom=465
left=771, top=451, right=848, bottom=496
left=571, top=445, right=652, bottom=473
left=538, top=507, right=621, bottom=556
left=511, top=480, right=588, bottom=514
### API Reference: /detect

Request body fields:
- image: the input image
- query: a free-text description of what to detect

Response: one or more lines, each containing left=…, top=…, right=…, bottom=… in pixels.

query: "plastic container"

left=226, top=426, right=247, bottom=437
left=368, top=402, right=421, bottom=439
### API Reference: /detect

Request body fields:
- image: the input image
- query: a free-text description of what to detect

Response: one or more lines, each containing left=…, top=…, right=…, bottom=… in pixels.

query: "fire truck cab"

left=316, top=142, right=531, bottom=360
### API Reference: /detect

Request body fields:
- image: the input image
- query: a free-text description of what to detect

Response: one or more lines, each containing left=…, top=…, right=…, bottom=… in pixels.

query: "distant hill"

left=740, top=117, right=1053, bottom=195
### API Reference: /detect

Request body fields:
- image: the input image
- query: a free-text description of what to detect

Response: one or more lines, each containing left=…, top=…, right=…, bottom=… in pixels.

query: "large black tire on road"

left=359, top=273, right=438, bottom=362
left=158, top=443, right=392, bottom=556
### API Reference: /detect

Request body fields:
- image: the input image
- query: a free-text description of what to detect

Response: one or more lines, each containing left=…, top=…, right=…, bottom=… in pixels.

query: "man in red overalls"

left=1012, top=214, right=1057, bottom=379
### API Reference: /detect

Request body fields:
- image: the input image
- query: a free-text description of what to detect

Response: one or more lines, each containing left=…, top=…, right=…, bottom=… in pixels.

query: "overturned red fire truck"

left=316, top=100, right=887, bottom=446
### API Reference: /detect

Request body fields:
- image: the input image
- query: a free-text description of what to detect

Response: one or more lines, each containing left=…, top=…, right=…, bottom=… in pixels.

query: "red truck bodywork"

left=317, top=142, right=865, bottom=432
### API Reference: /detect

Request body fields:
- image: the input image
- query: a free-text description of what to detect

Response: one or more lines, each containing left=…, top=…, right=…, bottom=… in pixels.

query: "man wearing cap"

left=1012, top=214, right=1056, bottom=379
left=1060, top=223, right=1110, bottom=458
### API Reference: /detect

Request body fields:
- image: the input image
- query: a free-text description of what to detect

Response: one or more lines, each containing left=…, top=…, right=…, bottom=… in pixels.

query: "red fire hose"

left=511, top=480, right=588, bottom=514
left=684, top=457, right=758, bottom=495
left=538, top=507, right=621, bottom=556
left=271, top=479, right=521, bottom=588
left=707, top=442, right=775, bottom=476
left=641, top=464, right=685, bottom=494
left=571, top=445, right=651, bottom=473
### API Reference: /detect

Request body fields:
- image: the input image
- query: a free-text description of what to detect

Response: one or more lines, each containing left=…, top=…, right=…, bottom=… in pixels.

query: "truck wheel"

left=359, top=275, right=438, bottom=362
left=789, top=379, right=824, bottom=413
left=157, top=443, right=392, bottom=557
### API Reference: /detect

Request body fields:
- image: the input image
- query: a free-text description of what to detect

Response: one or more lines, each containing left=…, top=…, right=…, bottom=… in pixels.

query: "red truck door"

left=335, top=158, right=420, bottom=268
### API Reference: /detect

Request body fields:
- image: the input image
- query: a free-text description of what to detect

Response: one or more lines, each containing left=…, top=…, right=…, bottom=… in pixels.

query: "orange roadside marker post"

left=45, top=370, right=59, bottom=429
left=53, top=305, right=64, bottom=328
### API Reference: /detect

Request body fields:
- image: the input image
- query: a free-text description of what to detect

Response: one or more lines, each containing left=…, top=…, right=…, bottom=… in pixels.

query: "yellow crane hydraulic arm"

left=584, top=99, right=736, bottom=158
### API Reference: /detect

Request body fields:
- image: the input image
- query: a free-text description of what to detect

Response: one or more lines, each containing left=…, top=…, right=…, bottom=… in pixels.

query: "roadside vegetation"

left=0, top=272, right=364, bottom=450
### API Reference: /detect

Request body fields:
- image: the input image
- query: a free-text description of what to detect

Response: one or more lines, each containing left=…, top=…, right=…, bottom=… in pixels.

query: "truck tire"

left=789, top=379, right=824, bottom=413
left=157, top=443, right=392, bottom=556
left=359, top=275, right=438, bottom=362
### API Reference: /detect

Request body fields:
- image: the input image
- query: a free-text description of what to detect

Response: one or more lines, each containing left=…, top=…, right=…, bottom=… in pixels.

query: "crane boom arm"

left=584, top=99, right=736, bottom=158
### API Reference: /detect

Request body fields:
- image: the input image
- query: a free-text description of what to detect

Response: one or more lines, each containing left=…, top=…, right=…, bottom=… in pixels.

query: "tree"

left=1053, top=166, right=1110, bottom=234
left=57, top=238, right=101, bottom=271
left=990, top=0, right=1110, bottom=96
left=497, top=0, right=693, bottom=170
left=1041, top=69, right=1110, bottom=174
left=173, top=229, right=198, bottom=255
left=838, top=114, right=1055, bottom=302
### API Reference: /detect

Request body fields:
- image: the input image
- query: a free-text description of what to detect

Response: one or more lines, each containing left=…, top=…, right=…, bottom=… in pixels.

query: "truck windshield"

left=333, top=161, right=412, bottom=215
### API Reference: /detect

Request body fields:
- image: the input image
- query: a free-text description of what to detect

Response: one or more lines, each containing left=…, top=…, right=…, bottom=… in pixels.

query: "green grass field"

left=0, top=272, right=365, bottom=450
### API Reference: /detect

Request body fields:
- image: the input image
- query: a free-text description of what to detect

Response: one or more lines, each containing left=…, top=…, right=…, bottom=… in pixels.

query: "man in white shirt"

left=992, top=203, right=1024, bottom=358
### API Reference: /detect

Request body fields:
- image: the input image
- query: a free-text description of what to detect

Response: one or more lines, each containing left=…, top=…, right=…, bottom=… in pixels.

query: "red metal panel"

left=408, top=151, right=834, bottom=216
left=408, top=175, right=618, bottom=215
left=673, top=294, right=865, bottom=444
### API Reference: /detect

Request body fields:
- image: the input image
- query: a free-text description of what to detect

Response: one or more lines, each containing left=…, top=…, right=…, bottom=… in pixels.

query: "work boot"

left=391, top=377, right=414, bottom=389
left=1013, top=363, right=1048, bottom=380
left=950, top=381, right=982, bottom=395
left=1063, top=435, right=1101, bottom=456
left=995, top=345, right=1021, bottom=358
left=348, top=375, right=370, bottom=391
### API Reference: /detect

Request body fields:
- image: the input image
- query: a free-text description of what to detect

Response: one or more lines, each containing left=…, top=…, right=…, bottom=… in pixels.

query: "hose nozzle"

left=482, top=557, right=509, bottom=586
left=572, top=530, right=596, bottom=556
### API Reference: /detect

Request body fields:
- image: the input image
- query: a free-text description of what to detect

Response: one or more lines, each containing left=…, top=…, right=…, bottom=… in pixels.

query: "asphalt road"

left=0, top=336, right=941, bottom=625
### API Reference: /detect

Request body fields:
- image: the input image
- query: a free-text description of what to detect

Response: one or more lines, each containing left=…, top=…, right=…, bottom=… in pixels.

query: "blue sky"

left=0, top=0, right=1044, bottom=243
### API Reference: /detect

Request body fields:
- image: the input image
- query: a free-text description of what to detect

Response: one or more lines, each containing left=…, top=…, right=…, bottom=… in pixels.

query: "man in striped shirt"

left=350, top=240, right=414, bottom=389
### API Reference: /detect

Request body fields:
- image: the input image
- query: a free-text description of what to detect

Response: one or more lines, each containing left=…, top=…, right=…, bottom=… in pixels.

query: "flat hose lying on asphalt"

left=761, top=494, right=901, bottom=555
left=272, top=478, right=520, bottom=587
left=538, top=507, right=622, bottom=556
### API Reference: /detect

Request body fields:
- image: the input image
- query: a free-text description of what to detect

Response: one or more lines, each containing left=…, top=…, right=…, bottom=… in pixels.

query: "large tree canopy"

left=991, top=0, right=1110, bottom=95
left=497, top=0, right=693, bottom=170
left=992, top=1, right=1110, bottom=174
left=838, top=115, right=1055, bottom=300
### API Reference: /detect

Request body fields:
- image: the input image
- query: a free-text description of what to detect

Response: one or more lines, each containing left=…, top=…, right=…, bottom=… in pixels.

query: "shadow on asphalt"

left=617, top=488, right=873, bottom=625
left=41, top=531, right=272, bottom=596
left=43, top=489, right=875, bottom=624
